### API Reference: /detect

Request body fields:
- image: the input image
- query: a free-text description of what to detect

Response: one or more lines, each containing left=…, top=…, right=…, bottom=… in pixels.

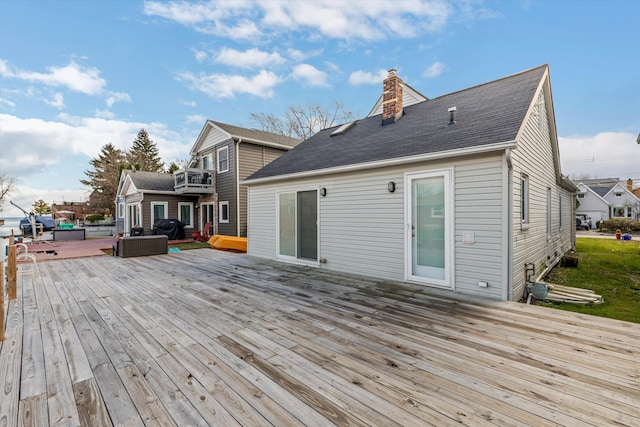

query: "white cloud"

left=186, top=114, right=206, bottom=124
left=105, top=91, right=132, bottom=107
left=0, top=113, right=188, bottom=179
left=143, top=0, right=456, bottom=41
left=1, top=184, right=91, bottom=218
left=0, top=97, right=15, bottom=108
left=559, top=132, right=640, bottom=180
left=180, top=99, right=197, bottom=107
left=423, top=61, right=445, bottom=78
left=95, top=109, right=115, bottom=119
left=291, top=64, right=329, bottom=87
left=193, top=49, right=208, bottom=63
left=348, top=69, right=388, bottom=85
left=0, top=59, right=106, bottom=95
left=177, top=69, right=281, bottom=99
left=215, top=47, right=285, bottom=69
left=45, top=92, right=65, bottom=109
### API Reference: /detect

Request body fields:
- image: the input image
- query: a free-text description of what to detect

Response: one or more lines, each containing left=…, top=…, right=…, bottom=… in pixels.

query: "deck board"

left=1, top=248, right=639, bottom=426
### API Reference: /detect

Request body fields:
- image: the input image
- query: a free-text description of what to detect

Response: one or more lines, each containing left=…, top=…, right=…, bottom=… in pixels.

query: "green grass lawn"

left=543, top=237, right=640, bottom=323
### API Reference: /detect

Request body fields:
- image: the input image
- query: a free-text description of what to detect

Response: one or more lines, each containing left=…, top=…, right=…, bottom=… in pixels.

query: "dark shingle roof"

left=212, top=121, right=301, bottom=148
left=127, top=170, right=175, bottom=192
left=247, top=65, right=547, bottom=181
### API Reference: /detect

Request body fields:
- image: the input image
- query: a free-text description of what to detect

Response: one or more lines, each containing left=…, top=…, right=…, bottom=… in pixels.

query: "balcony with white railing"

left=174, top=169, right=214, bottom=194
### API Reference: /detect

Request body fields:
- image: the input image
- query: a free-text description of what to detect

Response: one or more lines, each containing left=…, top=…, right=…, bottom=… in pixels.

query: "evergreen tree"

left=80, top=143, right=126, bottom=214
left=127, top=129, right=164, bottom=172
left=166, top=161, right=180, bottom=174
left=32, top=199, right=51, bottom=215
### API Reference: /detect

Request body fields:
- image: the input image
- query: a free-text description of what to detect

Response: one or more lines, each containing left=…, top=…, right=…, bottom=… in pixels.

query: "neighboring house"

left=244, top=65, right=577, bottom=302
left=185, top=120, right=300, bottom=237
left=575, top=178, right=640, bottom=226
left=116, top=170, right=201, bottom=236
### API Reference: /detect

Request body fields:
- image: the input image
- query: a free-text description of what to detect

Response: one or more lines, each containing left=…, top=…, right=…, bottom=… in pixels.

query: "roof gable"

left=247, top=65, right=548, bottom=182
left=189, top=120, right=301, bottom=156
left=123, top=170, right=175, bottom=193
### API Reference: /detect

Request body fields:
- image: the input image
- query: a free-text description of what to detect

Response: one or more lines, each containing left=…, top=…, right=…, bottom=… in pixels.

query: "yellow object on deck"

left=208, top=234, right=247, bottom=252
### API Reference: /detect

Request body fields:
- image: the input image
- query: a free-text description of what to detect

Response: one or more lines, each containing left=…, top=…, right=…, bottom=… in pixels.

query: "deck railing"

left=174, top=168, right=214, bottom=194
left=1, top=234, right=17, bottom=341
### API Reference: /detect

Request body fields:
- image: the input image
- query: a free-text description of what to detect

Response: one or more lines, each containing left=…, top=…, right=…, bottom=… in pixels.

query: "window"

left=615, top=192, right=622, bottom=197
left=577, top=193, right=585, bottom=199
left=178, top=202, right=193, bottom=227
left=219, top=201, right=229, bottom=223
left=117, top=202, right=125, bottom=218
left=202, top=154, right=213, bottom=171
left=127, top=203, right=141, bottom=231
left=150, top=202, right=168, bottom=226
left=547, top=187, right=552, bottom=236
left=559, top=193, right=563, bottom=227
left=278, top=190, right=318, bottom=261
left=521, top=174, right=530, bottom=227
left=217, top=146, right=229, bottom=173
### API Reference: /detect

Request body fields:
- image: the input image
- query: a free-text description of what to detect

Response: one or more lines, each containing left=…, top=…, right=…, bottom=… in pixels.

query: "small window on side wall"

left=521, top=174, right=530, bottom=228
left=178, top=202, right=193, bottom=227
left=217, top=146, right=229, bottom=173
left=219, top=201, right=229, bottom=224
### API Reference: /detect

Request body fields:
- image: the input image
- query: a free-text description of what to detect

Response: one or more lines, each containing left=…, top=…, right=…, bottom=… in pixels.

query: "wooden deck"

left=1, top=249, right=639, bottom=426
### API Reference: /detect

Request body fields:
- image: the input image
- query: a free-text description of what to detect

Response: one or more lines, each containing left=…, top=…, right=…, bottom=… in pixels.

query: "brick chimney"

left=627, top=179, right=633, bottom=192
left=382, top=69, right=403, bottom=125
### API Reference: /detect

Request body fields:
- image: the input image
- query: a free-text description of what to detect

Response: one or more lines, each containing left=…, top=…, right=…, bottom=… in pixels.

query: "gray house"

left=116, top=170, right=201, bottom=236
left=244, top=65, right=577, bottom=302
left=185, top=120, right=300, bottom=237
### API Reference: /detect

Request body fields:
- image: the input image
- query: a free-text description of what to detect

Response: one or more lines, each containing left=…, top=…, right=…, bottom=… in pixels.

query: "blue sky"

left=1, top=0, right=638, bottom=217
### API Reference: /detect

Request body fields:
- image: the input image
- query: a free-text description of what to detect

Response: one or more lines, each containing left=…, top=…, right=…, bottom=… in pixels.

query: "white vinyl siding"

left=510, top=86, right=575, bottom=301
left=248, top=153, right=507, bottom=299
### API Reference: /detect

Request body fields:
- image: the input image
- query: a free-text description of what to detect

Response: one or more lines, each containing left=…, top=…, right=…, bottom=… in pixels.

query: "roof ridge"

left=429, top=64, right=548, bottom=101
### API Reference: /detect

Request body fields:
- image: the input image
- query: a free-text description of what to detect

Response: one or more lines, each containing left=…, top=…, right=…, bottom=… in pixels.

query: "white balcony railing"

left=174, top=168, right=214, bottom=194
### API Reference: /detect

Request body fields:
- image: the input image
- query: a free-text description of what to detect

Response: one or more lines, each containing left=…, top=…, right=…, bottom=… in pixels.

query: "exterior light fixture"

left=320, top=187, right=327, bottom=197
left=388, top=182, right=396, bottom=193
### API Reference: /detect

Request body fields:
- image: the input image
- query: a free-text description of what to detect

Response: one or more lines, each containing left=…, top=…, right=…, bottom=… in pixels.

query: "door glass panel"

left=279, top=193, right=296, bottom=257
left=297, top=190, right=317, bottom=260
left=412, top=176, right=445, bottom=280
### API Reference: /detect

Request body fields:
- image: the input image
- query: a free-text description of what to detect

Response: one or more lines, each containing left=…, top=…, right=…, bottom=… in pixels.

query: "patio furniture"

left=115, top=235, right=168, bottom=258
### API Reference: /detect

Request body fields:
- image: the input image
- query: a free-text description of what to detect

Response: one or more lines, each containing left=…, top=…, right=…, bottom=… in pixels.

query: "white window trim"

left=521, top=174, right=530, bottom=230
left=178, top=202, right=194, bottom=228
left=219, top=201, right=229, bottom=224
left=217, top=146, right=229, bottom=173
left=404, top=169, right=453, bottom=290
left=150, top=201, right=168, bottom=226
left=275, top=188, right=320, bottom=267
left=202, top=153, right=214, bottom=171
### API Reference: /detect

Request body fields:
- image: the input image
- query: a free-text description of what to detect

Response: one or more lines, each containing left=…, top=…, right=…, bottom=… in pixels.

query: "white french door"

left=406, top=171, right=452, bottom=288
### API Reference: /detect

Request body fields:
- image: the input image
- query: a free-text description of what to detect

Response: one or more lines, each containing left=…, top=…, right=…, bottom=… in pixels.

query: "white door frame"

left=405, top=169, right=454, bottom=289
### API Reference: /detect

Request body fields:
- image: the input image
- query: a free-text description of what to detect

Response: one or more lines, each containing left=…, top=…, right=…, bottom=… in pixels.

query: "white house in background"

left=575, top=178, right=640, bottom=226
left=244, top=65, right=577, bottom=302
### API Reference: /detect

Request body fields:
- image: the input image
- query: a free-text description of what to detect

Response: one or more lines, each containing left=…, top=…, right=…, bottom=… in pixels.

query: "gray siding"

left=511, top=89, right=575, bottom=301
left=138, top=193, right=199, bottom=235
left=238, top=144, right=288, bottom=237
left=248, top=153, right=508, bottom=300
left=215, top=140, right=237, bottom=236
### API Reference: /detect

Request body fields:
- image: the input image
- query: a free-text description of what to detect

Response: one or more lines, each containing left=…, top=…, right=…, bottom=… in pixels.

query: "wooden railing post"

left=1, top=250, right=4, bottom=341
left=7, top=233, right=17, bottom=301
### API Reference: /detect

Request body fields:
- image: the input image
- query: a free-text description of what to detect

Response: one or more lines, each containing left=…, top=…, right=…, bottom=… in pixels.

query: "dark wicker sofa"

left=115, top=235, right=168, bottom=258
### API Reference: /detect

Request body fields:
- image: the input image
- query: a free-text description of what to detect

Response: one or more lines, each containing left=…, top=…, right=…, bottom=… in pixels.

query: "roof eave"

left=243, top=140, right=517, bottom=185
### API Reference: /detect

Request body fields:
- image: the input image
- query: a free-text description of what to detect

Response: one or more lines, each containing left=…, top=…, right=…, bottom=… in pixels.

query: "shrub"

left=599, top=218, right=640, bottom=232
left=86, top=214, right=105, bottom=222
left=595, top=220, right=600, bottom=229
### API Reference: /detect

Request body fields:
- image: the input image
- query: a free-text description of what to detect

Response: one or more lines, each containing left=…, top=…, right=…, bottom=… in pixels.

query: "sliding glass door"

left=278, top=190, right=318, bottom=261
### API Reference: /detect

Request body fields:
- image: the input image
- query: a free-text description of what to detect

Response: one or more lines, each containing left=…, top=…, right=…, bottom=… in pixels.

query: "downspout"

left=236, top=138, right=242, bottom=237
left=505, top=148, right=513, bottom=301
